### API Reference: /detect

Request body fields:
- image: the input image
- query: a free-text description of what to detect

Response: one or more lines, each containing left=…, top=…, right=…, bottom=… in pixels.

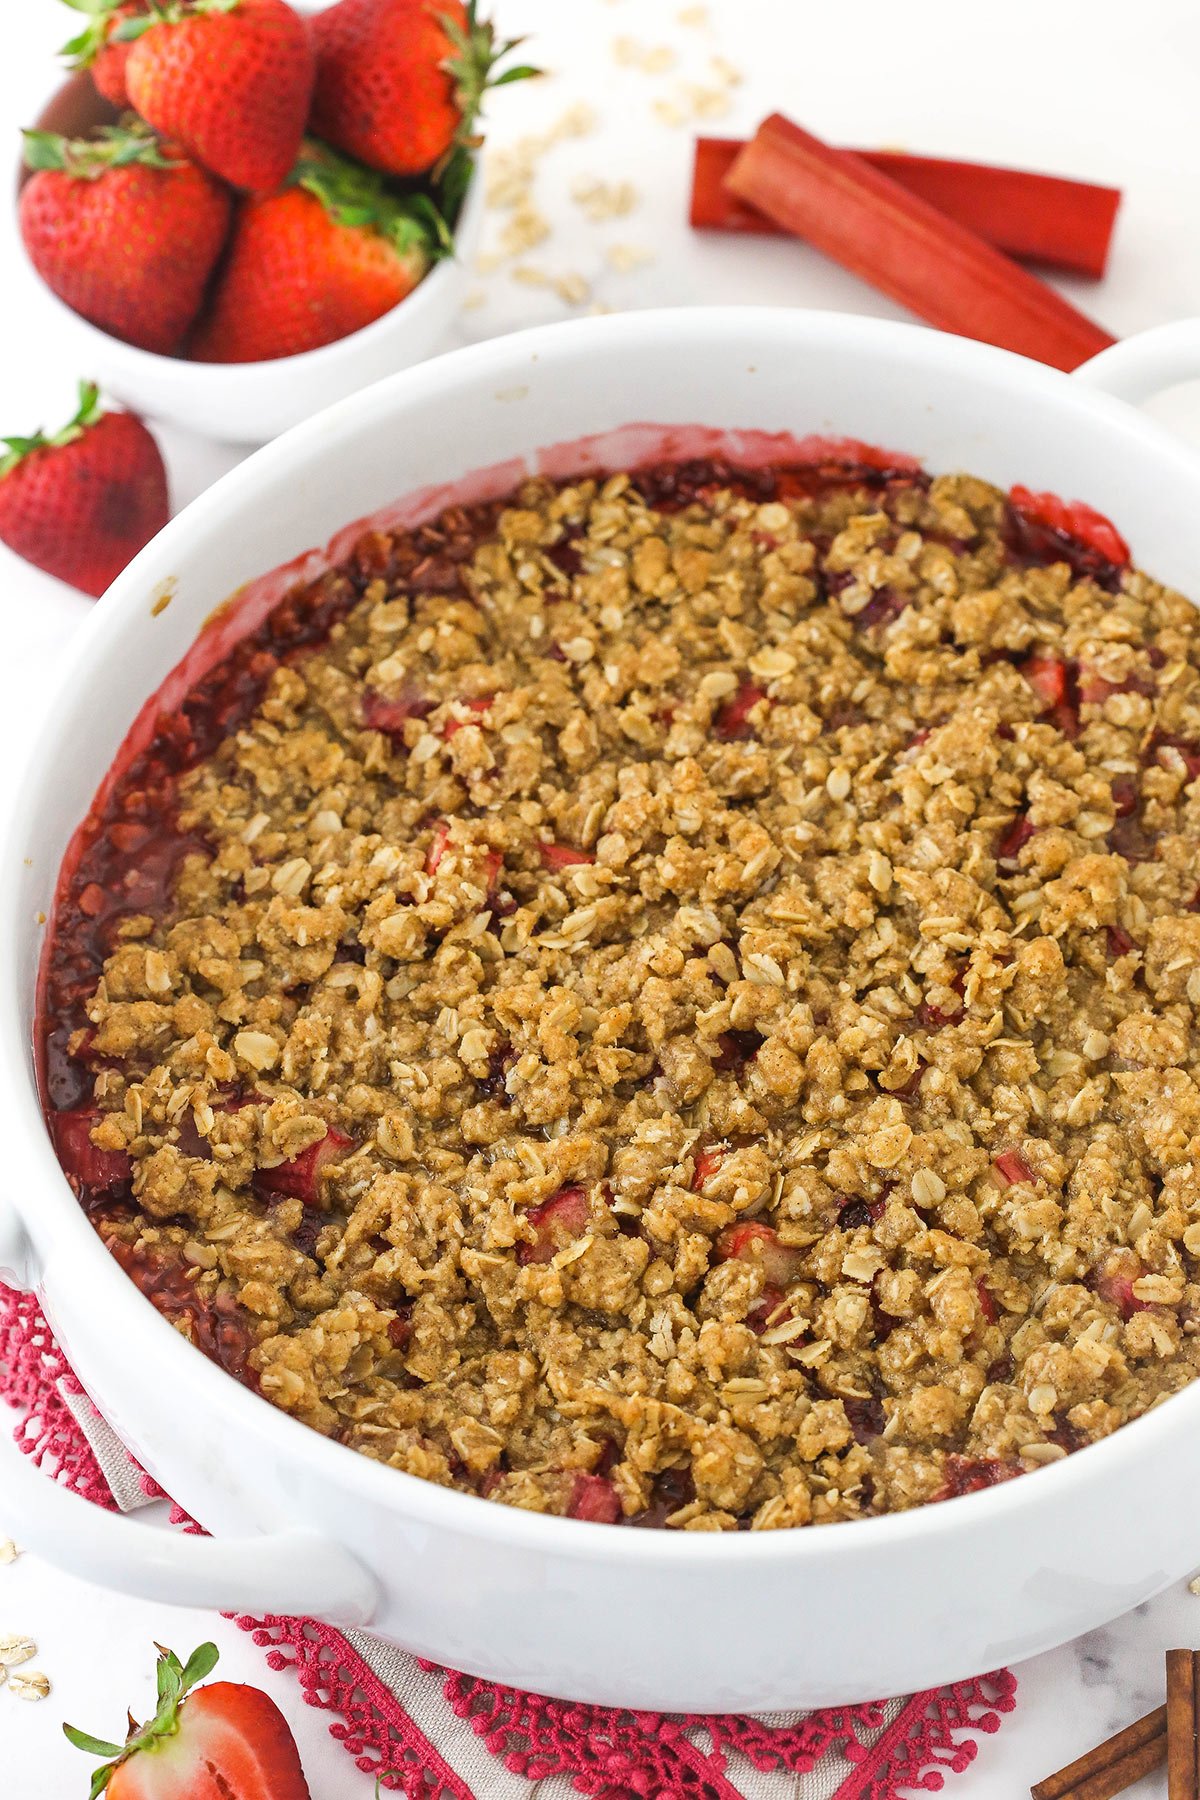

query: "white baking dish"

left=1, top=307, right=1198, bottom=1711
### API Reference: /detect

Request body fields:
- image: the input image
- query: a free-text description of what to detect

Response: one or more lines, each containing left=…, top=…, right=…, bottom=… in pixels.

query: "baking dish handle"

left=1076, top=321, right=1200, bottom=406
left=0, top=1422, right=378, bottom=1625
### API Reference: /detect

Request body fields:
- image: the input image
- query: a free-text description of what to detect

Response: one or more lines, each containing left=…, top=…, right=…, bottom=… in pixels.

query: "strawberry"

left=116, top=0, right=315, bottom=193
left=65, top=1641, right=311, bottom=1799
left=190, top=144, right=447, bottom=362
left=539, top=842, right=595, bottom=869
left=714, top=1220, right=803, bottom=1288
left=311, top=0, right=538, bottom=182
left=59, top=1, right=149, bottom=107
left=0, top=384, right=168, bottom=598
left=254, top=1125, right=354, bottom=1204
left=20, top=122, right=231, bottom=355
left=519, top=1185, right=590, bottom=1265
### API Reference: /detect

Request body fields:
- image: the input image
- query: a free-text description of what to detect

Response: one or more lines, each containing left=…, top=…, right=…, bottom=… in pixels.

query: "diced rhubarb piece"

left=362, top=689, right=435, bottom=739
left=691, top=1143, right=728, bottom=1190
left=50, top=1108, right=133, bottom=1193
left=567, top=1472, right=623, bottom=1524
left=443, top=695, right=494, bottom=739
left=714, top=681, right=769, bottom=741
left=843, top=1396, right=886, bottom=1443
left=1022, top=655, right=1068, bottom=709
left=714, top=1220, right=803, bottom=1288
left=1092, top=1251, right=1152, bottom=1321
left=539, top=842, right=596, bottom=869
left=996, top=812, right=1035, bottom=865
left=1076, top=666, right=1153, bottom=705
left=254, top=1126, right=354, bottom=1205
left=976, top=1279, right=998, bottom=1324
left=933, top=1454, right=1021, bottom=1501
left=993, top=1150, right=1035, bottom=1186
left=387, top=1303, right=414, bottom=1352
left=425, top=819, right=451, bottom=875
left=1006, top=487, right=1131, bottom=587
left=519, top=1185, right=590, bottom=1266
left=1106, top=925, right=1136, bottom=959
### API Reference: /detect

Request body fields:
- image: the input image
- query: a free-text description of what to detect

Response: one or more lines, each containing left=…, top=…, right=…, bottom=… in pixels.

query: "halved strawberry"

left=254, top=1126, right=354, bottom=1205
left=714, top=1220, right=803, bottom=1288
left=567, top=1471, right=622, bottom=1523
left=539, top=842, right=595, bottom=869
left=993, top=1150, right=1035, bottom=1186
left=713, top=680, right=768, bottom=741
left=65, top=1640, right=311, bottom=1799
left=51, top=1107, right=133, bottom=1191
left=519, top=1185, right=590, bottom=1265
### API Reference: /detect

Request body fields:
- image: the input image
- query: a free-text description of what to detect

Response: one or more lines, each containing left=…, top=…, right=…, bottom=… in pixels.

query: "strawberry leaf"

left=62, top=1728, right=125, bottom=1759
left=438, top=6, right=542, bottom=144
left=65, top=1642, right=222, bottom=1796
left=23, top=121, right=181, bottom=179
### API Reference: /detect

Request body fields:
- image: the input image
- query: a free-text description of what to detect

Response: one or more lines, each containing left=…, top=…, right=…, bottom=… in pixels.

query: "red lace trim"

left=1, top=1284, right=1017, bottom=1798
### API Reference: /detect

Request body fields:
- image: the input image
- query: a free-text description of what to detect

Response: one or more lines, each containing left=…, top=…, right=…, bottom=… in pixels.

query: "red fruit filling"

left=1106, top=925, right=1136, bottom=959
left=712, top=1029, right=763, bottom=1070
left=567, top=1472, right=623, bottom=1523
left=1111, top=774, right=1139, bottom=818
left=714, top=1220, right=803, bottom=1288
left=976, top=1279, right=998, bottom=1324
left=714, top=681, right=769, bottom=741
left=362, top=689, right=435, bottom=739
left=1022, top=654, right=1068, bottom=710
left=852, top=586, right=911, bottom=631
left=106, top=1239, right=256, bottom=1385
left=933, top=1454, right=1021, bottom=1501
left=691, top=1143, right=728, bottom=1189
left=254, top=1126, right=354, bottom=1205
left=442, top=694, right=494, bottom=738
left=1006, top=486, right=1131, bottom=589
left=50, top=1107, right=133, bottom=1194
left=993, top=1150, right=1035, bottom=1186
left=519, top=1185, right=591, bottom=1265
left=539, top=842, right=596, bottom=869
left=838, top=1194, right=886, bottom=1229
left=996, top=812, right=1036, bottom=865
left=388, top=1303, right=414, bottom=1352
left=1092, top=1252, right=1151, bottom=1321
left=745, top=1284, right=788, bottom=1334
left=1153, top=733, right=1200, bottom=783
left=843, top=1396, right=886, bottom=1443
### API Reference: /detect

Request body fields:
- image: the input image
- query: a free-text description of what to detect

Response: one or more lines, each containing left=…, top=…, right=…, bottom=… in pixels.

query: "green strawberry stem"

left=59, top=0, right=124, bottom=72
left=64, top=1642, right=220, bottom=1800
left=112, top=0, right=239, bottom=43
left=296, top=141, right=454, bottom=262
left=440, top=0, right=540, bottom=142
left=0, top=382, right=104, bottom=481
left=22, top=121, right=181, bottom=179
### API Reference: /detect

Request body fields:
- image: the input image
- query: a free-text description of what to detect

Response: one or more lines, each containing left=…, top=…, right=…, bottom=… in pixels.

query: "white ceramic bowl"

left=12, top=67, right=483, bottom=445
left=2, top=308, right=1200, bottom=1712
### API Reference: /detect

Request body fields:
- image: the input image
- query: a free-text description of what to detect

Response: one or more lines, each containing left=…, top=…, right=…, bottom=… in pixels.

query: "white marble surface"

left=4, top=0, right=1200, bottom=1792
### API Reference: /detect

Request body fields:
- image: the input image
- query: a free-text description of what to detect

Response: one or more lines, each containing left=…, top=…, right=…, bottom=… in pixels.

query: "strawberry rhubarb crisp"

left=39, top=452, right=1200, bottom=1529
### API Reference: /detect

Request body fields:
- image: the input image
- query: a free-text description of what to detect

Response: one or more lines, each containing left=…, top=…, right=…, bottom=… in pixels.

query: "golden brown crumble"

left=45, top=462, right=1200, bottom=1528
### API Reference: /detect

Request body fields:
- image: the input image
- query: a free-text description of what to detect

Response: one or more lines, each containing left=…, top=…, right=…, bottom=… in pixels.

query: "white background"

left=4, top=1, right=1200, bottom=1793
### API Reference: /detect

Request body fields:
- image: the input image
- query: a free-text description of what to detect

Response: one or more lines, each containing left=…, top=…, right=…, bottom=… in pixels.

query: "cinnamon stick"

left=724, top=113, right=1116, bottom=373
left=1167, top=1649, right=1200, bottom=1800
left=1031, top=1705, right=1167, bottom=1800
left=690, top=136, right=1121, bottom=279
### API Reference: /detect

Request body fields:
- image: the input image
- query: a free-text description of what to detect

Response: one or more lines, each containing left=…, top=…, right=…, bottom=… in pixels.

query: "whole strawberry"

left=65, top=1641, right=312, bottom=1800
left=311, top=0, right=538, bottom=179
left=20, top=122, right=231, bottom=355
left=0, top=384, right=169, bottom=598
left=115, top=0, right=315, bottom=191
left=191, top=143, right=449, bottom=362
left=58, top=0, right=149, bottom=107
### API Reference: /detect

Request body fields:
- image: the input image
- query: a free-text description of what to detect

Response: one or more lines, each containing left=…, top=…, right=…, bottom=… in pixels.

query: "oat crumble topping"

left=41, top=455, right=1200, bottom=1529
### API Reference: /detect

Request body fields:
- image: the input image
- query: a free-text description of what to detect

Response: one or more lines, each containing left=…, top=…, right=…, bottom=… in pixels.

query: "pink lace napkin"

left=0, top=1284, right=1016, bottom=1798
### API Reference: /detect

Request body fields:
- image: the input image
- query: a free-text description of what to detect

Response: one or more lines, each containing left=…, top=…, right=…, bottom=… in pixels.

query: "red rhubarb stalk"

left=724, top=115, right=1116, bottom=372
left=691, top=137, right=1120, bottom=280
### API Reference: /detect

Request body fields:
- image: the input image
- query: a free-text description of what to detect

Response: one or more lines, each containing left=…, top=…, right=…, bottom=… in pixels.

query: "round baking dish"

left=2, top=307, right=1199, bottom=1712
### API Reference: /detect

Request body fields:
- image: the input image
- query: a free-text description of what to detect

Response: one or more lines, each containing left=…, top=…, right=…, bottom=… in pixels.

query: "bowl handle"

left=1076, top=321, right=1200, bottom=406
left=0, top=1422, right=378, bottom=1625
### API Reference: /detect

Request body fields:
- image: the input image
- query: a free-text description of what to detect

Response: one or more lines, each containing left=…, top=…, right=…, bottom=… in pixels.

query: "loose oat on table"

left=40, top=451, right=1200, bottom=1530
left=8, top=1670, right=51, bottom=1703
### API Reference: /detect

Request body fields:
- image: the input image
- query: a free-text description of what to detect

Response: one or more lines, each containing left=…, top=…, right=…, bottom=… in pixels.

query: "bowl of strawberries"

left=12, top=0, right=522, bottom=444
